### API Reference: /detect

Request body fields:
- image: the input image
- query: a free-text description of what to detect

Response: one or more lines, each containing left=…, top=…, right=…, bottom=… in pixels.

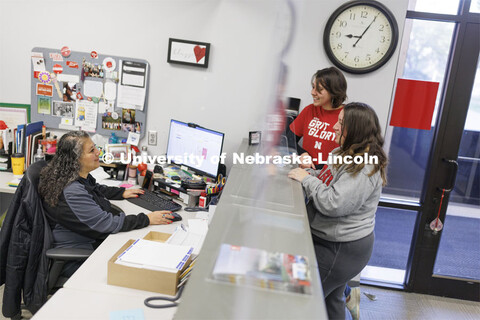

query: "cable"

left=183, top=207, right=208, bottom=212
left=144, top=284, right=186, bottom=308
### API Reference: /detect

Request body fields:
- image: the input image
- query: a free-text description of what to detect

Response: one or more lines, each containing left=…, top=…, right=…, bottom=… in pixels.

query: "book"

left=211, top=244, right=312, bottom=295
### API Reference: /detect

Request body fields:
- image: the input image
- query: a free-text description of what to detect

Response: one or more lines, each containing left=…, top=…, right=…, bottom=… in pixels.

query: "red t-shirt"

left=289, top=104, right=342, bottom=163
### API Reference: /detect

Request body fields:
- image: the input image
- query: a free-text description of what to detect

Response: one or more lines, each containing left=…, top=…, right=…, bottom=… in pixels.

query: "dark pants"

left=312, top=232, right=374, bottom=320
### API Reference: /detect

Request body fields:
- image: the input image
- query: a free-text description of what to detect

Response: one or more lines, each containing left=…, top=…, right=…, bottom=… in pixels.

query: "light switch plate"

left=148, top=130, right=157, bottom=145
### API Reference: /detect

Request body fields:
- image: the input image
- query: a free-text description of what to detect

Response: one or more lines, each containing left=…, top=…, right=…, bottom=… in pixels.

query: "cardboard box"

left=107, top=231, right=189, bottom=296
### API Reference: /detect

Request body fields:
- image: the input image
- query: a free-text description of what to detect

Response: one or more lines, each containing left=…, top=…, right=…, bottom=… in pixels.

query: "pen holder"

left=187, top=192, right=200, bottom=207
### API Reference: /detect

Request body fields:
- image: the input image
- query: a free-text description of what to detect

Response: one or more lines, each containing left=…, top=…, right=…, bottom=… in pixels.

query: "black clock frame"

left=323, top=0, right=399, bottom=74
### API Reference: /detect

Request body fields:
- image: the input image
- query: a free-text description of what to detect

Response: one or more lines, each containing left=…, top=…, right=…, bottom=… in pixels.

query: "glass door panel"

left=382, top=19, right=455, bottom=201
left=434, top=58, right=480, bottom=281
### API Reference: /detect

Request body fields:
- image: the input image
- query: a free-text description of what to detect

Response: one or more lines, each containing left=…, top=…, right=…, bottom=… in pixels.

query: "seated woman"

left=39, top=131, right=173, bottom=275
left=288, top=102, right=387, bottom=319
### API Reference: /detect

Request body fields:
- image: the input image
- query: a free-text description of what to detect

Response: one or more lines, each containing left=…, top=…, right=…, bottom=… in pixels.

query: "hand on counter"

left=299, top=152, right=316, bottom=169
left=288, top=168, right=309, bottom=183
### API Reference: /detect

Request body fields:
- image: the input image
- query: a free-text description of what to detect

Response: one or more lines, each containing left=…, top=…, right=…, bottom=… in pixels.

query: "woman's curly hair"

left=333, top=102, right=388, bottom=186
left=39, top=130, right=90, bottom=207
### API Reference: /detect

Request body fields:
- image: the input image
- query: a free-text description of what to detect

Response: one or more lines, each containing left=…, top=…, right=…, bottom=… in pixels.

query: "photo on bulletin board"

left=122, top=123, right=134, bottom=133
left=63, top=83, right=77, bottom=102
left=37, top=96, right=51, bottom=114
left=102, top=113, right=122, bottom=131
left=167, top=38, right=210, bottom=68
left=52, top=101, right=74, bottom=118
left=122, top=108, right=135, bottom=124
left=122, top=122, right=142, bottom=134
left=134, top=122, right=142, bottom=133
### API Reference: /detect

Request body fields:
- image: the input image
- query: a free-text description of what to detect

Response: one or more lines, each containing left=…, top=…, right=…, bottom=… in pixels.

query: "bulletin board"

left=30, top=47, right=149, bottom=139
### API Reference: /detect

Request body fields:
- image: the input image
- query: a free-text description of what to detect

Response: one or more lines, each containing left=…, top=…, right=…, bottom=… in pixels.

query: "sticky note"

left=109, top=308, right=145, bottom=320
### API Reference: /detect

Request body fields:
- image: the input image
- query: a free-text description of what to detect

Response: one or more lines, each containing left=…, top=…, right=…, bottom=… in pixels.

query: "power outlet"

left=148, top=130, right=157, bottom=146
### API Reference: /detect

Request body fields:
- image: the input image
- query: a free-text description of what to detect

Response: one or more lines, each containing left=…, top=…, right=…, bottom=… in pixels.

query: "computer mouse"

left=167, top=212, right=183, bottom=222
left=171, top=176, right=181, bottom=181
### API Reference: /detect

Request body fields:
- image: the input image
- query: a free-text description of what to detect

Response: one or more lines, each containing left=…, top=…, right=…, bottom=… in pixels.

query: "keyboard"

left=127, top=189, right=182, bottom=212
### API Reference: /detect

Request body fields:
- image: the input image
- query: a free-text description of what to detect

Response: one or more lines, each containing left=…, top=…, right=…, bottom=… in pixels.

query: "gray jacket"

left=302, top=162, right=382, bottom=242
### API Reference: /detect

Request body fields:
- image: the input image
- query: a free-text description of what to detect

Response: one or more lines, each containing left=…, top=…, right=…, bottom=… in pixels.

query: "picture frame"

left=167, top=38, right=211, bottom=68
left=249, top=131, right=261, bottom=145
left=0, top=103, right=31, bottom=128
left=105, top=144, right=131, bottom=162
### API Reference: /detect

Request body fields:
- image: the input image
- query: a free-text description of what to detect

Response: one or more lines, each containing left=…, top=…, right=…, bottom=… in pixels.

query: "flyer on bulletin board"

left=75, top=100, right=98, bottom=131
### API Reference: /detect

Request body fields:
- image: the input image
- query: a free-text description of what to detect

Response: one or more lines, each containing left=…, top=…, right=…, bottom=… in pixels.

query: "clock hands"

left=345, top=34, right=361, bottom=39
left=353, top=14, right=379, bottom=47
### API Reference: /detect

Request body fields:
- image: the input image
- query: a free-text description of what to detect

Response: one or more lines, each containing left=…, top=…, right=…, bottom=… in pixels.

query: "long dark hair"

left=312, top=67, right=347, bottom=108
left=39, top=131, right=90, bottom=207
left=334, top=102, right=388, bottom=185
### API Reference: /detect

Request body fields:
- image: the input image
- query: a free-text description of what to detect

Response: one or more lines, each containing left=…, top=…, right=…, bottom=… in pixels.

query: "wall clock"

left=323, top=0, right=399, bottom=74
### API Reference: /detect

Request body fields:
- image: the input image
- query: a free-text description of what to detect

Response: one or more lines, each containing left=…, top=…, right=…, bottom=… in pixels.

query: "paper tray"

left=107, top=231, right=190, bottom=296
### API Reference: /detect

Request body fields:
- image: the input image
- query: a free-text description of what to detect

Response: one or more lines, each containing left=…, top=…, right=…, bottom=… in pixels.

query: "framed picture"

left=167, top=38, right=211, bottom=68
left=249, top=131, right=262, bottom=145
left=0, top=103, right=30, bottom=128
left=105, top=144, right=131, bottom=162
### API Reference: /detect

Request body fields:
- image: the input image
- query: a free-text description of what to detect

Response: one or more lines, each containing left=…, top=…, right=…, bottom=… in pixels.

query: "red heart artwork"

left=194, top=45, right=206, bottom=63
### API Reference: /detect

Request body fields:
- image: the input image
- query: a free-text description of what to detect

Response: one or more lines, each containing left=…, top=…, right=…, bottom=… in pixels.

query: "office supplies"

left=166, top=119, right=224, bottom=178
left=127, top=189, right=182, bottom=213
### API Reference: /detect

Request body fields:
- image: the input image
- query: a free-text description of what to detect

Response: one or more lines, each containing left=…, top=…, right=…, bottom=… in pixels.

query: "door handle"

left=438, top=158, right=458, bottom=193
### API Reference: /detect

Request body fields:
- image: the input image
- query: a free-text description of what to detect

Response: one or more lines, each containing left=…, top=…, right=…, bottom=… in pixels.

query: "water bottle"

left=34, top=145, right=45, bottom=163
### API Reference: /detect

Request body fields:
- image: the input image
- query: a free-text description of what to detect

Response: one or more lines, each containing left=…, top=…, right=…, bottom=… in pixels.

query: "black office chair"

left=0, top=160, right=92, bottom=319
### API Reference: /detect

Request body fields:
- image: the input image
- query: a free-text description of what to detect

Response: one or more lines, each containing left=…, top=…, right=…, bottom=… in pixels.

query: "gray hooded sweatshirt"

left=301, top=159, right=382, bottom=242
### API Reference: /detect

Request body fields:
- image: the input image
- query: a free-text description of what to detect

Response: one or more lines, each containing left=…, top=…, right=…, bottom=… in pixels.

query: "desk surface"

left=33, top=287, right=177, bottom=320
left=0, top=171, right=17, bottom=194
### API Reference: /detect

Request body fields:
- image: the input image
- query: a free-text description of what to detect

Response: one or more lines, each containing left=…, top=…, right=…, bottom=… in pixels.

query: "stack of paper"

left=212, top=244, right=312, bottom=295
left=115, top=239, right=193, bottom=272
left=8, top=177, right=22, bottom=187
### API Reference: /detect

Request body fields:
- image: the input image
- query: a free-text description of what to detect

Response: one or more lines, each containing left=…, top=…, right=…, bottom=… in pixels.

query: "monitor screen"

left=166, top=119, right=225, bottom=178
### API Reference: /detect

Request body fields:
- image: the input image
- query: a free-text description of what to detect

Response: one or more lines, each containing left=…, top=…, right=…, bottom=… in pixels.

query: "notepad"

left=115, top=239, right=193, bottom=272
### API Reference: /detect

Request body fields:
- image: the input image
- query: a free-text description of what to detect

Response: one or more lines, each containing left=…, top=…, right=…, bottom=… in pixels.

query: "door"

left=407, top=20, right=480, bottom=301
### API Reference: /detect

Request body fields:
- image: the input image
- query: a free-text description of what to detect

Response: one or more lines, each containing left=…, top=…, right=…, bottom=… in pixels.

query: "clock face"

left=324, top=1, right=398, bottom=74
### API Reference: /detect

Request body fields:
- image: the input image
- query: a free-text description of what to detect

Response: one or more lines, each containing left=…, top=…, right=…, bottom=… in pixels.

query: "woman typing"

left=39, top=131, right=173, bottom=275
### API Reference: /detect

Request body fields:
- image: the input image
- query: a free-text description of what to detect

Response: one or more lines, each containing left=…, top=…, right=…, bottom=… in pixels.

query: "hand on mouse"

left=147, top=211, right=174, bottom=225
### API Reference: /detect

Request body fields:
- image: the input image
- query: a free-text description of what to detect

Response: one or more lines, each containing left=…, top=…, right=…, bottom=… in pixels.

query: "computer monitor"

left=166, top=119, right=225, bottom=178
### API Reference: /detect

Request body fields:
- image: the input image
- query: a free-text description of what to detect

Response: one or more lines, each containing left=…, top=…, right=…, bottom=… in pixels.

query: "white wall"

left=284, top=0, right=409, bottom=134
left=0, top=0, right=408, bottom=163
